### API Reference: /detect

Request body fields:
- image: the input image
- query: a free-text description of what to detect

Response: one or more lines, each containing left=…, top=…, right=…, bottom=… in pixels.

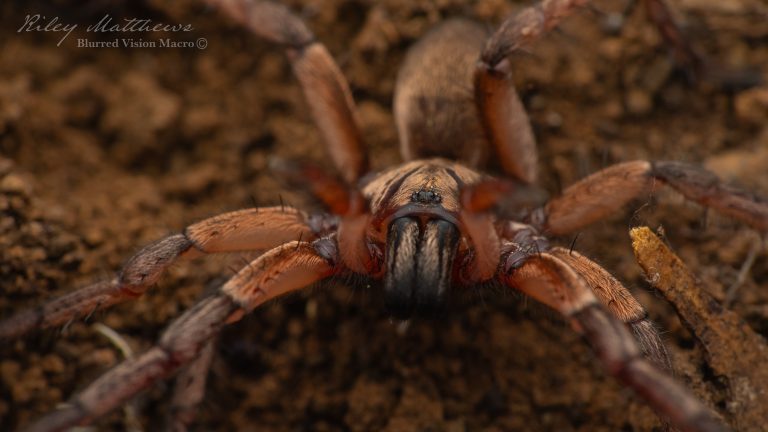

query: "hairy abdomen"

left=394, top=19, right=489, bottom=166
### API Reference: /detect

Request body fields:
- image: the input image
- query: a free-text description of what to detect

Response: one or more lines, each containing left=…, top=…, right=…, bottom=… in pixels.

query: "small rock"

left=625, top=88, right=653, bottom=116
left=601, top=13, right=625, bottom=35
left=599, top=38, right=624, bottom=62
left=0, top=174, right=30, bottom=195
left=602, top=99, right=624, bottom=119
left=545, top=111, right=563, bottom=129
left=0, top=360, right=21, bottom=385
left=641, top=57, right=673, bottom=94
left=40, top=354, right=65, bottom=374
left=0, top=158, right=14, bottom=176
left=734, top=87, right=768, bottom=126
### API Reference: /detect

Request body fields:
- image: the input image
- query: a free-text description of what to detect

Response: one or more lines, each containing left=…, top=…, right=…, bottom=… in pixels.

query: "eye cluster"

left=411, top=188, right=442, bottom=204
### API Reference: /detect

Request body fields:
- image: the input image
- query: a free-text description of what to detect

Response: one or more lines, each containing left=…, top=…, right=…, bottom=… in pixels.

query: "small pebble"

left=601, top=13, right=624, bottom=35
left=625, top=89, right=652, bottom=116
left=735, top=87, right=768, bottom=126
left=545, top=111, right=563, bottom=129
left=0, top=174, right=30, bottom=195
left=40, top=354, right=65, bottom=374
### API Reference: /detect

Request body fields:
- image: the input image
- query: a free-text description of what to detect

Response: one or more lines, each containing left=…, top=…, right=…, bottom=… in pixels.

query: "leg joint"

left=573, top=304, right=643, bottom=375
left=119, top=234, right=193, bottom=290
left=313, top=235, right=341, bottom=268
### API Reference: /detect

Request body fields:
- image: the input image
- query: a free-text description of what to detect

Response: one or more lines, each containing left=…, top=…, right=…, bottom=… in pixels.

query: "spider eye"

left=410, top=188, right=442, bottom=204
left=384, top=217, right=459, bottom=319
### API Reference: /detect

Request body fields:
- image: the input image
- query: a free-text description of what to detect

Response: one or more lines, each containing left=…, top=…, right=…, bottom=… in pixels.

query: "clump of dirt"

left=1, top=0, right=767, bottom=431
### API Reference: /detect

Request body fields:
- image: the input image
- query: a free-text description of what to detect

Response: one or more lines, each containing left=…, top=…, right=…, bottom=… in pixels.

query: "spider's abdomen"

left=394, top=19, right=490, bottom=167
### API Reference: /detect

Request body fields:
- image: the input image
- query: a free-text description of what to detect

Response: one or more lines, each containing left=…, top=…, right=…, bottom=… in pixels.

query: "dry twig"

left=630, top=227, right=768, bottom=431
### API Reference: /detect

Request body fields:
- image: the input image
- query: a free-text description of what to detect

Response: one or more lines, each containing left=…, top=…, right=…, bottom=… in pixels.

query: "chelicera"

left=2, top=1, right=766, bottom=431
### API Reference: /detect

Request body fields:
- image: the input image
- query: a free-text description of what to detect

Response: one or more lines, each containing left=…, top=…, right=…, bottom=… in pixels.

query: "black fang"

left=384, top=217, right=459, bottom=319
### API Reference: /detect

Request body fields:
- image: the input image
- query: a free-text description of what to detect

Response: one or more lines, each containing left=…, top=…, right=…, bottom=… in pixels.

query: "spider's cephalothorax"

left=2, top=1, right=767, bottom=432
left=363, top=160, right=476, bottom=318
left=361, top=159, right=497, bottom=318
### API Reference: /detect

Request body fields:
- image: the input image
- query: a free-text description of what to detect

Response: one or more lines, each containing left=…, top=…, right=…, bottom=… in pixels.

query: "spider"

left=1, top=0, right=766, bottom=431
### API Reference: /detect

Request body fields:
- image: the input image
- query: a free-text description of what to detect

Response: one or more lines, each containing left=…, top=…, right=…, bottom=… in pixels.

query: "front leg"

left=533, top=160, right=768, bottom=235
left=549, top=247, right=672, bottom=372
left=502, top=251, right=726, bottom=432
left=0, top=206, right=330, bottom=340
left=20, top=238, right=341, bottom=432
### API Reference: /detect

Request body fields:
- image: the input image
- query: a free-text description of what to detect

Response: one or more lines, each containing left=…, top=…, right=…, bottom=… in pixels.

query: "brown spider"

left=2, top=1, right=767, bottom=431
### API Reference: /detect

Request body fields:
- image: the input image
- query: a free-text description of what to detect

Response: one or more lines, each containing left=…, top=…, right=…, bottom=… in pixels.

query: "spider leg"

left=501, top=251, right=726, bottom=432
left=20, top=238, right=340, bottom=432
left=159, top=286, right=221, bottom=431
left=167, top=337, right=217, bottom=432
left=203, top=0, right=368, bottom=184
left=499, top=230, right=670, bottom=371
left=474, top=0, right=743, bottom=184
left=549, top=247, right=672, bottom=373
left=473, top=62, right=537, bottom=184
left=474, top=0, right=595, bottom=183
left=534, top=160, right=768, bottom=235
left=643, top=0, right=703, bottom=75
left=0, top=206, right=328, bottom=340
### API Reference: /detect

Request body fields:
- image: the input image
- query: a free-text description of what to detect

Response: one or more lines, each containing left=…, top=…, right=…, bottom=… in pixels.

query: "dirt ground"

left=1, top=0, right=767, bottom=431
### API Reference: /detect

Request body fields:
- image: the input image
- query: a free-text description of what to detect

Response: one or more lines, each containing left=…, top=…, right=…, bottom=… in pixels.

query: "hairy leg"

left=474, top=0, right=593, bottom=184
left=0, top=206, right=328, bottom=340
left=203, top=0, right=368, bottom=184
left=534, top=160, right=768, bottom=235
left=502, top=251, right=726, bottom=432
left=549, top=247, right=672, bottom=372
left=20, top=238, right=340, bottom=432
left=167, top=337, right=217, bottom=432
left=474, top=0, right=746, bottom=184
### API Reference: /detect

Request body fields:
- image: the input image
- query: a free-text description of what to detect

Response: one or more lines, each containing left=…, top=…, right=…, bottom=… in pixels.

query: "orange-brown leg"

left=473, top=60, right=538, bottom=184
left=550, top=247, right=672, bottom=372
left=474, top=0, right=746, bottom=184
left=0, top=206, right=327, bottom=340
left=20, top=238, right=340, bottom=432
left=502, top=252, right=726, bottom=432
left=203, top=0, right=368, bottom=184
left=475, top=0, right=593, bottom=184
left=535, top=160, right=768, bottom=235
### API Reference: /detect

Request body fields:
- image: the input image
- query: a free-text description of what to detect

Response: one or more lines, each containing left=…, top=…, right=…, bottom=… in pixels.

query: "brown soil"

left=1, top=0, right=767, bottom=431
